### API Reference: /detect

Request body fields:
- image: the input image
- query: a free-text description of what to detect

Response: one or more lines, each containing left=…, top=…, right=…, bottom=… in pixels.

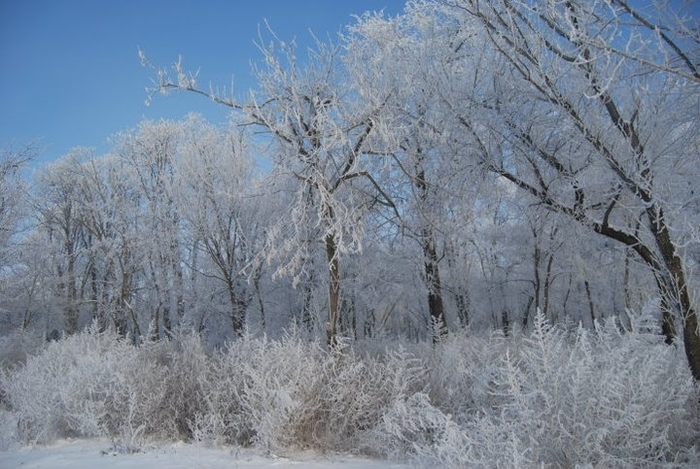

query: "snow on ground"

left=0, top=439, right=413, bottom=469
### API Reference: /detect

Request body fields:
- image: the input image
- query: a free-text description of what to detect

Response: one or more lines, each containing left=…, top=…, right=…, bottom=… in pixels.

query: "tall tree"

left=70, top=155, right=143, bottom=336
left=0, top=143, right=38, bottom=329
left=0, top=144, right=35, bottom=265
left=34, top=151, right=90, bottom=334
left=345, top=6, right=475, bottom=340
left=140, top=35, right=397, bottom=346
left=114, top=120, right=186, bottom=339
left=444, top=0, right=700, bottom=378
left=179, top=115, right=265, bottom=336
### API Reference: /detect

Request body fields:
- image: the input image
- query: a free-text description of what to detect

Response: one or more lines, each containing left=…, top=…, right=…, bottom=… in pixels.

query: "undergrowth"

left=1, top=312, right=698, bottom=467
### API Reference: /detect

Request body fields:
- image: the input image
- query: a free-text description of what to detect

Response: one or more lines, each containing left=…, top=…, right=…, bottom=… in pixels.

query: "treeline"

left=0, top=0, right=698, bottom=362
left=1, top=115, right=630, bottom=344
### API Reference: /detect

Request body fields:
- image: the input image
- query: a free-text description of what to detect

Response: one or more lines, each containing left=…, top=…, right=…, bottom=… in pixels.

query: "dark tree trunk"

left=227, top=283, right=245, bottom=337
left=423, top=232, right=448, bottom=343
left=522, top=295, right=534, bottom=329
left=543, top=253, right=555, bottom=321
left=455, top=289, right=470, bottom=328
left=414, top=158, right=447, bottom=343
left=64, top=231, right=79, bottom=335
left=301, top=271, right=315, bottom=334
left=652, top=210, right=700, bottom=379
left=501, top=309, right=510, bottom=337
left=325, top=232, right=340, bottom=348
left=584, top=279, right=595, bottom=327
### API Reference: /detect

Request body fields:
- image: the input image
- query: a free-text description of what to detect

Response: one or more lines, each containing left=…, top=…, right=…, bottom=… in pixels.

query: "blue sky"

left=0, top=0, right=406, bottom=165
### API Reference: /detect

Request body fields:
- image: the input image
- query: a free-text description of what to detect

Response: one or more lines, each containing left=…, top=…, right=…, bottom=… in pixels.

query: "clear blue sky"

left=0, top=0, right=407, bottom=165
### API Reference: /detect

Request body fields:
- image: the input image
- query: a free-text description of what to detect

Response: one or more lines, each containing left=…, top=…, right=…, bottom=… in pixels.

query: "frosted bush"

left=102, top=340, right=169, bottom=450
left=148, top=331, right=212, bottom=440
left=189, top=335, right=255, bottom=446
left=295, top=345, right=426, bottom=454
left=1, top=325, right=138, bottom=443
left=1, top=312, right=697, bottom=466
left=498, top=314, right=697, bottom=466
left=379, top=392, right=467, bottom=463
left=367, top=312, right=698, bottom=467
left=0, top=325, right=171, bottom=450
left=404, top=312, right=698, bottom=467
left=425, top=332, right=504, bottom=419
left=234, top=333, right=323, bottom=452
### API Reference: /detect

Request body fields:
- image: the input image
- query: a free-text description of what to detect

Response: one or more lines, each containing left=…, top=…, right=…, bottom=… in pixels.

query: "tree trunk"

left=683, top=308, right=700, bottom=382
left=254, top=274, right=266, bottom=333
left=446, top=241, right=470, bottom=328
left=584, top=279, right=595, bottom=328
left=652, top=209, right=700, bottom=380
left=414, top=158, right=447, bottom=343
left=543, top=253, right=555, bottom=322
left=501, top=309, right=510, bottom=336
left=325, top=232, right=340, bottom=348
left=422, top=231, right=448, bottom=343
left=522, top=295, right=534, bottom=329
left=455, top=289, right=470, bottom=328
left=532, top=231, right=541, bottom=316
left=301, top=271, right=315, bottom=334
left=227, top=282, right=245, bottom=337
left=65, top=242, right=79, bottom=335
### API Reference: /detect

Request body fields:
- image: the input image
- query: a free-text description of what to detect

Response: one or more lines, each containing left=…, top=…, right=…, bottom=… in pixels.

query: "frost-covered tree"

left=69, top=154, right=143, bottom=336
left=31, top=150, right=144, bottom=336
left=438, top=0, right=700, bottom=378
left=345, top=5, right=480, bottom=340
left=34, top=152, right=93, bottom=335
left=0, top=143, right=38, bottom=330
left=0, top=144, right=35, bottom=265
left=21, top=116, right=278, bottom=341
left=113, top=120, right=188, bottom=339
left=179, top=115, right=268, bottom=336
left=140, top=34, right=397, bottom=346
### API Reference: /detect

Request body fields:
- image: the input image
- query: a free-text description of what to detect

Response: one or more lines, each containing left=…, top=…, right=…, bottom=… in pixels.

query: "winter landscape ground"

left=1, top=439, right=410, bottom=469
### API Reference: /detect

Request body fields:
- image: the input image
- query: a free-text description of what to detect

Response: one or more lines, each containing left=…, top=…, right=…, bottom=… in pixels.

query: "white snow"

left=0, top=439, right=411, bottom=469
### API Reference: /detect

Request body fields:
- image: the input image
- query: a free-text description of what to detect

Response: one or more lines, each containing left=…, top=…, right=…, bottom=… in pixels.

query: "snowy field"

left=1, top=439, right=411, bottom=469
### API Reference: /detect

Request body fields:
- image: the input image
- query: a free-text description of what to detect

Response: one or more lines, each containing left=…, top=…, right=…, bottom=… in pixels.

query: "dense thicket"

left=1, top=315, right=698, bottom=466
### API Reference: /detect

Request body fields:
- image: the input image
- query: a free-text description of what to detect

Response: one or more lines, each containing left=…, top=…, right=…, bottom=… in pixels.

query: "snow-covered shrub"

left=191, top=333, right=429, bottom=454
left=293, top=345, right=427, bottom=454
left=379, top=392, right=470, bottom=464
left=491, top=313, right=696, bottom=467
left=0, top=329, right=45, bottom=439
left=1, top=311, right=697, bottom=466
left=0, top=325, right=138, bottom=443
left=145, top=330, right=212, bottom=441
left=187, top=332, right=256, bottom=447
left=396, top=312, right=699, bottom=467
left=0, top=325, right=171, bottom=450
left=187, top=353, right=246, bottom=446
left=358, top=310, right=699, bottom=467
left=185, top=331, right=327, bottom=450
left=424, top=331, right=505, bottom=420
left=233, top=333, right=323, bottom=452
left=99, top=339, right=169, bottom=451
